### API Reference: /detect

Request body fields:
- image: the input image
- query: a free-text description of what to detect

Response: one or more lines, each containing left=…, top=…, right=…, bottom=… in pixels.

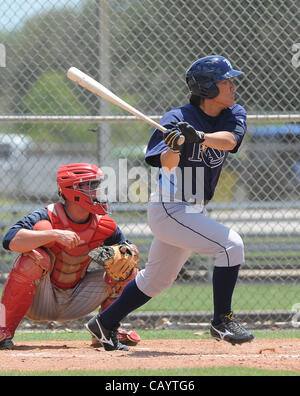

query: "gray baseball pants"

left=26, top=268, right=109, bottom=322
left=136, top=201, right=244, bottom=297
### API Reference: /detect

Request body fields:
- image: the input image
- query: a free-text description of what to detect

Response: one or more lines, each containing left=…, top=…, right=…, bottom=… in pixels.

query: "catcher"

left=0, top=162, right=140, bottom=351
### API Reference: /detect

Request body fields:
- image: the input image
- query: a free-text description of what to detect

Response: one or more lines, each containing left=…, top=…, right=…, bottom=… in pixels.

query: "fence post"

left=0, top=44, right=6, bottom=68
left=98, top=0, right=112, bottom=167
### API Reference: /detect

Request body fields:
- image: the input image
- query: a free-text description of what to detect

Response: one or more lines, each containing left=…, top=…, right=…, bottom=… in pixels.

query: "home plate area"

left=1, top=339, right=300, bottom=372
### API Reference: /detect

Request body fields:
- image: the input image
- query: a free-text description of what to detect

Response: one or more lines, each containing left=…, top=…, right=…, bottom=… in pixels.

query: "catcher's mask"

left=57, top=163, right=108, bottom=215
left=186, top=55, right=243, bottom=99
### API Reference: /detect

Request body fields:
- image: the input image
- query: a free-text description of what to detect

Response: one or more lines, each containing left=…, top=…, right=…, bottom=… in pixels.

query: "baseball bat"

left=67, top=67, right=184, bottom=144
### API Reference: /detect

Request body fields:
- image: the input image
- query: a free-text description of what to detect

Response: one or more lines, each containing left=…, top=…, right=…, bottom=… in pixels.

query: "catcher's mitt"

left=89, top=242, right=138, bottom=282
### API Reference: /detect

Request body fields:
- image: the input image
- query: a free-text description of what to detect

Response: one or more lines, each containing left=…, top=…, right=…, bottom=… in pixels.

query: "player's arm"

left=145, top=109, right=184, bottom=172
left=160, top=149, right=181, bottom=172
left=159, top=125, right=185, bottom=172
left=201, top=131, right=237, bottom=151
left=103, top=226, right=138, bottom=251
left=9, top=228, right=82, bottom=253
left=9, top=228, right=56, bottom=252
left=102, top=226, right=127, bottom=246
left=176, top=122, right=237, bottom=151
left=3, top=208, right=82, bottom=253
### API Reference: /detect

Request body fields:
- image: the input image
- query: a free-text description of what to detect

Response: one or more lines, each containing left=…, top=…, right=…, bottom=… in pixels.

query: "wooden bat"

left=67, top=67, right=184, bottom=144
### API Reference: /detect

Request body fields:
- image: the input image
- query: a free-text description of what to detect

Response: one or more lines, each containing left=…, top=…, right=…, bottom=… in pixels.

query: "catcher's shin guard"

left=0, top=249, right=52, bottom=338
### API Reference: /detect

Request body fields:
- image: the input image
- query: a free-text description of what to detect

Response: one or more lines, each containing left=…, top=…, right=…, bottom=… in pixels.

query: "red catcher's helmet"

left=57, top=163, right=108, bottom=215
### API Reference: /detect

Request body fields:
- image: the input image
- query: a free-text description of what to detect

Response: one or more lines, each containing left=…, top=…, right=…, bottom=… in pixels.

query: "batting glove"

left=177, top=122, right=205, bottom=144
left=163, top=128, right=184, bottom=152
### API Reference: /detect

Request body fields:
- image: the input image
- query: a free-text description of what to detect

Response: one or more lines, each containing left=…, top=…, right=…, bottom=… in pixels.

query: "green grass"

left=0, top=367, right=299, bottom=376
left=12, top=329, right=300, bottom=342
left=0, top=282, right=299, bottom=312
left=138, top=283, right=300, bottom=312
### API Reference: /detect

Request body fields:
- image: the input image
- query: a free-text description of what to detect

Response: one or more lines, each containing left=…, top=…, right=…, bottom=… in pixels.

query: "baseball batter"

left=0, top=163, right=140, bottom=351
left=86, top=55, right=255, bottom=350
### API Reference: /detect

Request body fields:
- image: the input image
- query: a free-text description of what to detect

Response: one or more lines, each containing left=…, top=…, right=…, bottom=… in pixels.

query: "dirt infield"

left=1, top=338, right=300, bottom=372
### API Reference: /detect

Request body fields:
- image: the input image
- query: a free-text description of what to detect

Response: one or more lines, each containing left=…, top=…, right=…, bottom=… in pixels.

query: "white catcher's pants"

left=136, top=201, right=244, bottom=297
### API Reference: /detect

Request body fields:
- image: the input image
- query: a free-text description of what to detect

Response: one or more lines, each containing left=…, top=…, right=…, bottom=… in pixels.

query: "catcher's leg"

left=90, top=268, right=141, bottom=348
left=0, top=249, right=52, bottom=349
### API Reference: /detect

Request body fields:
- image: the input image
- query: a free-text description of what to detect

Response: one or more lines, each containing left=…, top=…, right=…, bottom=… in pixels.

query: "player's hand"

left=163, top=128, right=184, bottom=152
left=54, top=230, right=85, bottom=250
left=176, top=122, right=205, bottom=144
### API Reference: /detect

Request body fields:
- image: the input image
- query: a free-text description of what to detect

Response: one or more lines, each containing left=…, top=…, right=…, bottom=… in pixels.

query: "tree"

left=1, top=0, right=298, bottom=120
left=23, top=70, right=94, bottom=142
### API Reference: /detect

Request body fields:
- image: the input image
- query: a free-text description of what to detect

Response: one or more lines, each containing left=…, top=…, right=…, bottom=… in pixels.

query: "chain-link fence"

left=0, top=0, right=299, bottom=328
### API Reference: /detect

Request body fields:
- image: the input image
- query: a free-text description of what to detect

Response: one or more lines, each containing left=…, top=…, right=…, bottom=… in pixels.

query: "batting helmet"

left=186, top=55, right=243, bottom=99
left=57, top=163, right=108, bottom=215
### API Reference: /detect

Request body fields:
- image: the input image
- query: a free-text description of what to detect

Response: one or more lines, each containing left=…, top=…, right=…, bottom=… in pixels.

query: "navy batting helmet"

left=186, top=55, right=243, bottom=99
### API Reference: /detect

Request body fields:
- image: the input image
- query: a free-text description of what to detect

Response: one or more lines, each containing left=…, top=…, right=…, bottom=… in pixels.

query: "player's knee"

left=231, top=229, right=244, bottom=249
left=228, top=229, right=244, bottom=266
left=13, top=248, right=52, bottom=281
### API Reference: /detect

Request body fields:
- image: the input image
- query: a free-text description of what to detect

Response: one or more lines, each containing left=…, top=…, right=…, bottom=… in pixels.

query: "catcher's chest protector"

left=47, top=203, right=117, bottom=288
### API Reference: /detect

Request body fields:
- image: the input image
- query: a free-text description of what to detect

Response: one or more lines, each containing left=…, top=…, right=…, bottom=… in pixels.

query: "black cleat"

left=85, top=316, right=129, bottom=351
left=210, top=312, right=255, bottom=345
left=0, top=338, right=14, bottom=350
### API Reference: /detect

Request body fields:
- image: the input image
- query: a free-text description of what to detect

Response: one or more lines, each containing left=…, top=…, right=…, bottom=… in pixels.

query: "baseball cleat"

left=117, top=328, right=141, bottom=346
left=210, top=312, right=255, bottom=345
left=91, top=327, right=141, bottom=348
left=86, top=316, right=129, bottom=351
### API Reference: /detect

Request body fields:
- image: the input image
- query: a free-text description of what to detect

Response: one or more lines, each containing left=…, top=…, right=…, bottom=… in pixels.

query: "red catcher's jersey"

left=47, top=203, right=117, bottom=288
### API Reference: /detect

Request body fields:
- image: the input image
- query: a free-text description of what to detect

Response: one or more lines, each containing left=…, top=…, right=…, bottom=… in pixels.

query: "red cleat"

left=90, top=327, right=141, bottom=348
left=117, top=328, right=141, bottom=346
